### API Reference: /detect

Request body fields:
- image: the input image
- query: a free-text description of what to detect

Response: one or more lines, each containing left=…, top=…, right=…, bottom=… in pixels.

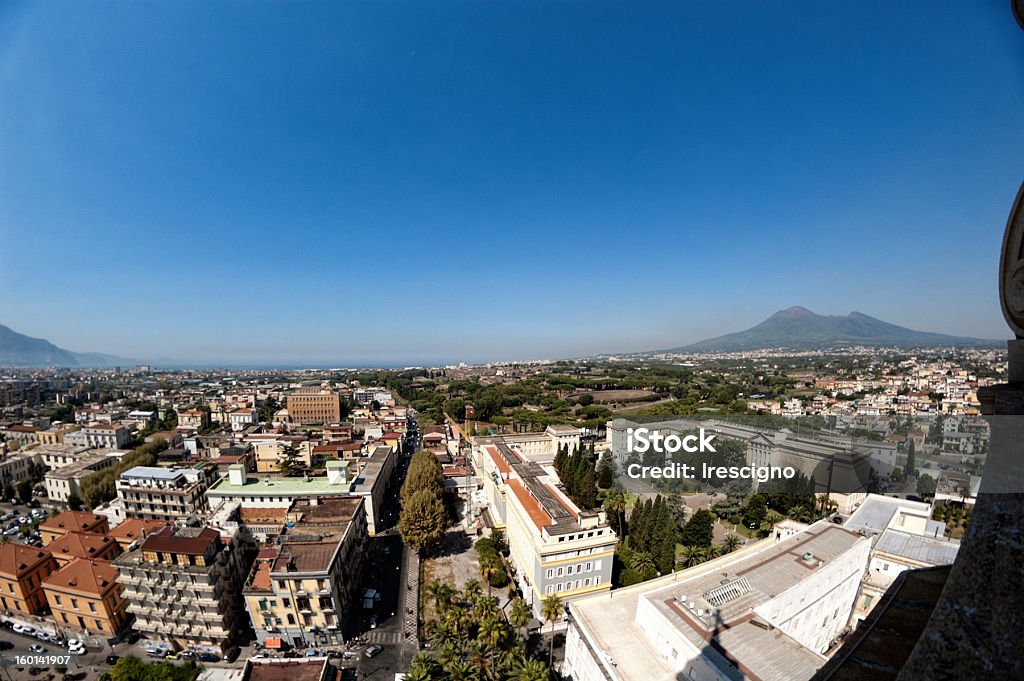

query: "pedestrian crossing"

left=366, top=630, right=408, bottom=644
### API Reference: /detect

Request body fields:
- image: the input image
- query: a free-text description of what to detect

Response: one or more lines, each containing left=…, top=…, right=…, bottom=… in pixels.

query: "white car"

left=13, top=624, right=34, bottom=635
left=68, top=641, right=85, bottom=654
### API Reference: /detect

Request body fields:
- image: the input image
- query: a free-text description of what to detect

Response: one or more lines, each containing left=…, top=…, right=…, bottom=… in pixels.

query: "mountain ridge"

left=664, top=307, right=1001, bottom=353
left=0, top=324, right=135, bottom=368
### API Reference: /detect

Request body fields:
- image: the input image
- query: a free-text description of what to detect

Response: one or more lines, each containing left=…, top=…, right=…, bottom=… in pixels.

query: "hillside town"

left=0, top=348, right=1000, bottom=680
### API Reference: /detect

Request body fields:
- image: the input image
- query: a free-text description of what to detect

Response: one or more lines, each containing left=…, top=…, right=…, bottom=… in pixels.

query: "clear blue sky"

left=1, top=1, right=1023, bottom=366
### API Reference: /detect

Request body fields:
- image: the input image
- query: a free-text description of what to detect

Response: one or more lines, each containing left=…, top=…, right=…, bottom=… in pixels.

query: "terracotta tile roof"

left=39, top=511, right=107, bottom=535
left=105, top=519, right=171, bottom=546
left=0, top=543, right=52, bottom=578
left=485, top=445, right=511, bottom=476
left=42, top=558, right=119, bottom=596
left=140, top=526, right=220, bottom=555
left=507, top=479, right=552, bottom=531
left=47, top=532, right=118, bottom=561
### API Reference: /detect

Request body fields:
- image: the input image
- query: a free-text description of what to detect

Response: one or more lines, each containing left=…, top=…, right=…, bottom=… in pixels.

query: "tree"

left=400, top=489, right=448, bottom=554
left=509, top=598, right=531, bottom=639
left=917, top=474, right=937, bottom=498
left=67, top=495, right=84, bottom=511
left=1, top=482, right=13, bottom=501
left=604, top=491, right=627, bottom=537
left=17, top=479, right=32, bottom=504
left=905, top=440, right=916, bottom=477
left=680, top=508, right=714, bottom=547
left=742, top=493, right=767, bottom=529
left=596, top=450, right=616, bottom=489
left=721, top=534, right=741, bottom=554
left=541, top=594, right=564, bottom=669
left=278, top=444, right=305, bottom=477
left=516, top=658, right=549, bottom=681
left=403, top=451, right=446, bottom=505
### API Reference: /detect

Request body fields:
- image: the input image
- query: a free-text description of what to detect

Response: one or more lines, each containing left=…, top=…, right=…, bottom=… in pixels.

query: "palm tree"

left=463, top=579, right=483, bottom=605
left=629, top=551, right=656, bottom=576
left=406, top=653, right=439, bottom=681
left=516, top=658, right=549, bottom=681
left=446, top=659, right=478, bottom=681
left=479, top=555, right=500, bottom=597
left=541, top=594, right=564, bottom=670
left=509, top=597, right=531, bottom=640
left=677, top=544, right=700, bottom=569
left=604, top=491, right=627, bottom=537
left=721, top=534, right=741, bottom=554
left=765, top=510, right=784, bottom=531
left=477, top=615, right=504, bottom=673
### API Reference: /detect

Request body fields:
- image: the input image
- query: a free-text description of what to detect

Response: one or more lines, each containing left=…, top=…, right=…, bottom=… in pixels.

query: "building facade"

left=243, top=497, right=368, bottom=647
left=114, top=526, right=246, bottom=650
left=42, top=558, right=130, bottom=636
left=115, top=464, right=215, bottom=521
left=286, top=389, right=341, bottom=426
left=0, top=543, right=58, bottom=615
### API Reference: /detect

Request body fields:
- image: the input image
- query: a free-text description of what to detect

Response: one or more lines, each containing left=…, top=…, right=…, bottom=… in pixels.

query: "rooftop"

left=42, top=558, right=119, bottom=596
left=39, top=511, right=107, bottom=535
left=207, top=474, right=348, bottom=497
left=844, top=495, right=932, bottom=538
left=874, top=529, right=960, bottom=566
left=105, top=518, right=172, bottom=546
left=140, top=526, right=220, bottom=556
left=247, top=660, right=327, bottom=681
left=46, top=532, right=117, bottom=561
left=0, top=542, right=52, bottom=577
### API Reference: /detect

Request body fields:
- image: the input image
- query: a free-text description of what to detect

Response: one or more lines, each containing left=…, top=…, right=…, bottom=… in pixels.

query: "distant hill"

left=666, top=307, right=1001, bottom=353
left=0, top=324, right=134, bottom=367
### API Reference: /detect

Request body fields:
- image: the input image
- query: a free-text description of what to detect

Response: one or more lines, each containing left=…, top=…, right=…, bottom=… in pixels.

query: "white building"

left=564, top=522, right=870, bottom=681
left=473, top=441, right=615, bottom=614
left=64, top=424, right=131, bottom=449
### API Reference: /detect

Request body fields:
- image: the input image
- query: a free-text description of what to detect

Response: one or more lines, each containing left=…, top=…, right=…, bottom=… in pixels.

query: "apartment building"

left=114, top=526, right=246, bottom=650
left=474, top=442, right=616, bottom=614
left=42, top=558, right=130, bottom=636
left=35, top=443, right=94, bottom=470
left=243, top=497, right=367, bottom=647
left=207, top=462, right=355, bottom=509
left=39, top=511, right=110, bottom=546
left=563, top=522, right=871, bottom=681
left=0, top=543, right=58, bottom=615
left=44, top=450, right=121, bottom=502
left=177, top=409, right=210, bottom=430
left=286, top=389, right=341, bottom=425
left=46, top=531, right=121, bottom=567
left=115, top=464, right=216, bottom=521
left=0, top=449, right=41, bottom=487
left=64, top=425, right=131, bottom=450
left=345, top=447, right=396, bottom=536
left=35, top=423, right=81, bottom=445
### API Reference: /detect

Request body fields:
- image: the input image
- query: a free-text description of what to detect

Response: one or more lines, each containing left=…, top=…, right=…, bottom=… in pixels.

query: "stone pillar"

left=896, top=100, right=1024, bottom=679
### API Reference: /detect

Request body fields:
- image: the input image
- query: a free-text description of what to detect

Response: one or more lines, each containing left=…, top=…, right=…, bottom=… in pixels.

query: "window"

left=556, top=568, right=563, bottom=577
left=88, top=602, right=96, bottom=613
left=863, top=595, right=873, bottom=609
left=71, top=598, right=79, bottom=610
left=586, top=562, right=592, bottom=572
left=546, top=569, right=553, bottom=579
left=54, top=595, right=62, bottom=605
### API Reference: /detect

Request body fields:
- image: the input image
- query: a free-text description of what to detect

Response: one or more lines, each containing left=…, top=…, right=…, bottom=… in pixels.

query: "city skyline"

left=2, top=1, right=1023, bottom=364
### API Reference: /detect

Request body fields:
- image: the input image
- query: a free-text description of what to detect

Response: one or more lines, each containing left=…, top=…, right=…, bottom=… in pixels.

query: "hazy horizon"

left=2, top=1, right=1022, bottom=364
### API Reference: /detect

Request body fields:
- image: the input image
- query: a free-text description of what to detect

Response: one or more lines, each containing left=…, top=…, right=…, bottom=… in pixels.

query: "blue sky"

left=1, top=1, right=1023, bottom=365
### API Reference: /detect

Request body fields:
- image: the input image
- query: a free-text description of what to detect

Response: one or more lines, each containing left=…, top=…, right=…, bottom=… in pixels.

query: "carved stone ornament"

left=999, top=181, right=1024, bottom=338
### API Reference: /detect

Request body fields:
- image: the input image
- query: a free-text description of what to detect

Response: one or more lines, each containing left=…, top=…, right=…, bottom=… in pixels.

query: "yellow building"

left=286, top=389, right=341, bottom=425
left=39, top=511, right=109, bottom=546
left=42, top=558, right=129, bottom=636
left=0, top=543, right=58, bottom=615
left=35, top=424, right=81, bottom=446
left=243, top=497, right=367, bottom=648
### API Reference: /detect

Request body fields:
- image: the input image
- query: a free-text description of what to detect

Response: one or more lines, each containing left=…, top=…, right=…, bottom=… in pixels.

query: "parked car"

left=198, top=653, right=220, bottom=663
left=106, top=655, right=120, bottom=665
left=68, top=640, right=85, bottom=653
left=304, top=650, right=323, bottom=658
left=28, top=644, right=46, bottom=653
left=224, top=647, right=240, bottom=663
left=145, top=648, right=167, bottom=658
left=125, top=631, right=141, bottom=644
left=14, top=624, right=35, bottom=635
left=365, top=645, right=383, bottom=658
left=0, top=640, right=13, bottom=650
